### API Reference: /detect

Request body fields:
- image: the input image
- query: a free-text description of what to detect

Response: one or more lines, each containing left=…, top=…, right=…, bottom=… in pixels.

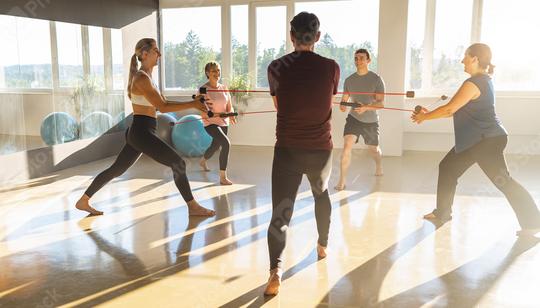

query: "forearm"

left=158, top=101, right=196, bottom=113
left=424, top=104, right=454, bottom=120
left=370, top=100, right=384, bottom=108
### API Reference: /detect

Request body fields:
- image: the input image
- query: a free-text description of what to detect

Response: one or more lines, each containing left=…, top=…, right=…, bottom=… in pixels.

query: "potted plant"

left=227, top=74, right=251, bottom=116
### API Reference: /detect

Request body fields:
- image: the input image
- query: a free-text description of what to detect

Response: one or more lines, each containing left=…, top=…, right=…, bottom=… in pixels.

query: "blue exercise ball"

left=157, top=113, right=176, bottom=145
left=171, top=115, right=212, bottom=157
left=40, top=112, right=79, bottom=146
left=81, top=111, right=113, bottom=139
left=167, top=112, right=179, bottom=120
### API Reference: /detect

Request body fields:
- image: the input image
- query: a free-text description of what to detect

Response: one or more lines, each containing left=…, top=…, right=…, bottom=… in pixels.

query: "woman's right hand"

left=193, top=94, right=205, bottom=103
left=411, top=107, right=429, bottom=124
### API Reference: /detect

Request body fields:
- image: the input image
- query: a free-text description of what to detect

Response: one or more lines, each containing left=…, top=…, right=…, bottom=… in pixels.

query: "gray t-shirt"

left=343, top=71, right=385, bottom=123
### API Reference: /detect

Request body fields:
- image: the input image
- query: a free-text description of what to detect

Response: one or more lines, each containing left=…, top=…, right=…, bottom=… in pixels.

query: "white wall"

left=404, top=96, right=540, bottom=155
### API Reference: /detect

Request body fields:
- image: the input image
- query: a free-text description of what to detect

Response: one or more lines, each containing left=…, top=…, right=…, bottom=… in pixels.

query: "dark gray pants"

left=268, top=147, right=333, bottom=270
left=434, top=135, right=540, bottom=229
left=203, top=125, right=230, bottom=171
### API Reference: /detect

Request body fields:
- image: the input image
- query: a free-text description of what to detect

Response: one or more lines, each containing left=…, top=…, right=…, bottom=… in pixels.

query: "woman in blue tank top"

left=412, top=43, right=540, bottom=236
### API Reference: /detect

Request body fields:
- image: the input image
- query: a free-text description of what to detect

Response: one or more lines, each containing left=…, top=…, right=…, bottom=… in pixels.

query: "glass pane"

left=256, top=6, right=286, bottom=88
left=482, top=0, right=540, bottom=91
left=231, top=5, right=248, bottom=80
left=432, top=0, right=472, bottom=89
left=406, top=0, right=426, bottom=90
left=162, top=7, right=222, bottom=90
left=0, top=94, right=31, bottom=154
left=57, top=22, right=83, bottom=88
left=295, top=1, right=379, bottom=89
left=111, top=28, right=124, bottom=90
left=88, top=26, right=105, bottom=88
left=0, top=15, right=52, bottom=89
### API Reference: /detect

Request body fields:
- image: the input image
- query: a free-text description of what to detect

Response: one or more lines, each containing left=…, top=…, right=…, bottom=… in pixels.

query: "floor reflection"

left=1, top=148, right=539, bottom=307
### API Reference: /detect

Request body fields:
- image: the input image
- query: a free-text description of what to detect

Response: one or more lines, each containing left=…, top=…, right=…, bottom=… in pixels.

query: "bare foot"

left=219, top=170, right=233, bottom=185
left=187, top=200, right=215, bottom=217
left=199, top=159, right=210, bottom=171
left=317, top=243, right=327, bottom=259
left=423, top=212, right=437, bottom=220
left=516, top=228, right=540, bottom=237
left=334, top=183, right=346, bottom=191
left=75, top=195, right=103, bottom=216
left=264, top=268, right=282, bottom=296
left=220, top=177, right=233, bottom=185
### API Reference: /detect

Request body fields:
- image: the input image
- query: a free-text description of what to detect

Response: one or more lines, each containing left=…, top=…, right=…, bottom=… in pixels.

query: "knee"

left=220, top=138, right=230, bottom=150
left=369, top=146, right=380, bottom=154
left=342, top=144, right=353, bottom=154
left=172, top=157, right=187, bottom=173
left=492, top=172, right=513, bottom=189
left=105, top=165, right=125, bottom=178
left=438, top=159, right=452, bottom=173
left=313, top=188, right=330, bottom=201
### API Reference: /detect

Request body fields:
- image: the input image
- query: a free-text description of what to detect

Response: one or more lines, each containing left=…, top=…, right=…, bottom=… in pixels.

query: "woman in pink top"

left=199, top=62, right=236, bottom=185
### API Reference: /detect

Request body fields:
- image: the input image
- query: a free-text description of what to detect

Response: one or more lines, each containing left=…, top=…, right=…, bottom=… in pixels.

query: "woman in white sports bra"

left=75, top=38, right=215, bottom=217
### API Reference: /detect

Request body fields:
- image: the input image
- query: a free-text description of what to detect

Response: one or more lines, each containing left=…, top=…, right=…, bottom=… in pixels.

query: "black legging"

left=433, top=135, right=540, bottom=229
left=85, top=115, right=194, bottom=202
left=203, top=125, right=230, bottom=171
left=267, top=147, right=333, bottom=270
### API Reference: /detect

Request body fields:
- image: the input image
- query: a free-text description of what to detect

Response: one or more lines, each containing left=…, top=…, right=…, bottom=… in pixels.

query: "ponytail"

left=487, top=63, right=495, bottom=75
left=127, top=54, right=138, bottom=99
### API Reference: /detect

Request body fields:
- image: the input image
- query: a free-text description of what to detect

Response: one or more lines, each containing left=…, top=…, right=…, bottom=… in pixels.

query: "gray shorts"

left=343, top=115, right=379, bottom=146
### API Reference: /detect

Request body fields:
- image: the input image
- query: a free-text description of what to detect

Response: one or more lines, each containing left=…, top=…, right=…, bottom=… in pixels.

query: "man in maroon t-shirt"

left=264, top=12, right=340, bottom=296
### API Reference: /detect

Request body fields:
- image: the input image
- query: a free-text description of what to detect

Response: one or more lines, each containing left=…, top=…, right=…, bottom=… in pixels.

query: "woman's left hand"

left=230, top=116, right=237, bottom=125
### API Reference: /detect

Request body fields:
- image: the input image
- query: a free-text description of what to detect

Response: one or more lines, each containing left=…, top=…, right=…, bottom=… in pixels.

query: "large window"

left=0, top=15, right=52, bottom=89
left=482, top=0, right=540, bottom=91
left=407, top=0, right=540, bottom=93
left=256, top=6, right=287, bottom=88
left=162, top=7, right=222, bottom=90
left=161, top=1, right=378, bottom=91
left=295, top=1, right=379, bottom=89
left=0, top=15, right=126, bottom=155
left=56, top=22, right=83, bottom=88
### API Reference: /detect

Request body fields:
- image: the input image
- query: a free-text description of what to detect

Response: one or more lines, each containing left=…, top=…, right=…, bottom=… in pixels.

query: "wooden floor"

left=1, top=146, right=539, bottom=307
